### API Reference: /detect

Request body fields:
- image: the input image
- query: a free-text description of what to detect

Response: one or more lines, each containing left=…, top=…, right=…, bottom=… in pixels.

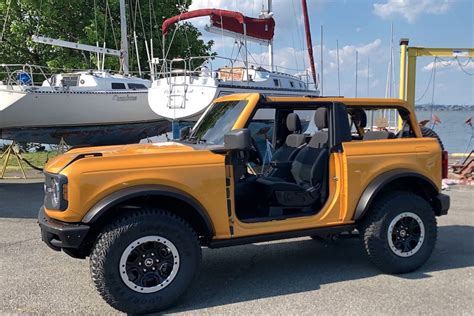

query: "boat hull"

left=148, top=77, right=319, bottom=121
left=0, top=88, right=160, bottom=128
left=0, top=120, right=171, bottom=146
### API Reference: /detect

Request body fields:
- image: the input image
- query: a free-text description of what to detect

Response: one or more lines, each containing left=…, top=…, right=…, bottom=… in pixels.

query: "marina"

left=0, top=0, right=473, bottom=314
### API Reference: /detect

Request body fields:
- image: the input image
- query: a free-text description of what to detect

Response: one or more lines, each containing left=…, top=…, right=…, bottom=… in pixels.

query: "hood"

left=45, top=141, right=201, bottom=174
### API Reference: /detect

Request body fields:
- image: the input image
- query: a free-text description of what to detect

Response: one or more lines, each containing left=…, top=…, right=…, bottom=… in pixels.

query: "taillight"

left=441, top=150, right=448, bottom=179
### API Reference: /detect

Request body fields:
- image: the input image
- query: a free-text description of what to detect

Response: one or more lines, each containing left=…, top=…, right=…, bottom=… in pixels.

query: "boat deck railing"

left=0, top=64, right=55, bottom=91
left=151, top=55, right=311, bottom=87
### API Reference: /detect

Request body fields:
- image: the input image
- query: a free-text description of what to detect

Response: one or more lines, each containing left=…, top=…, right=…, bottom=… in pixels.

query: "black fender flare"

left=81, top=185, right=214, bottom=237
left=353, top=169, right=439, bottom=220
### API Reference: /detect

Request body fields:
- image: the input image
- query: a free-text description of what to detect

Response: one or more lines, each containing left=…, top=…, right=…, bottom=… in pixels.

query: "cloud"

left=373, top=0, right=452, bottom=23
left=423, top=58, right=474, bottom=72
left=328, top=39, right=383, bottom=69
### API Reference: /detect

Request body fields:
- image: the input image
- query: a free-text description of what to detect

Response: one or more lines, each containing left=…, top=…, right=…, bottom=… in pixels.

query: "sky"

left=186, top=0, right=474, bottom=105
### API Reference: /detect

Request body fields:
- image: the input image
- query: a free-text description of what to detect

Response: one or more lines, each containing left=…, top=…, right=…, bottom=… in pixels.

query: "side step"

left=208, top=224, right=356, bottom=248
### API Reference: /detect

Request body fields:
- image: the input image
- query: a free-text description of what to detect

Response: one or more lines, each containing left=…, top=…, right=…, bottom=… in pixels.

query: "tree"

left=0, top=0, right=213, bottom=76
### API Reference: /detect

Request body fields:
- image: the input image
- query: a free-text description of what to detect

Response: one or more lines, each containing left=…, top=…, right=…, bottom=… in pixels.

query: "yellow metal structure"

left=399, top=39, right=474, bottom=107
left=43, top=93, right=442, bottom=240
left=0, top=141, right=27, bottom=179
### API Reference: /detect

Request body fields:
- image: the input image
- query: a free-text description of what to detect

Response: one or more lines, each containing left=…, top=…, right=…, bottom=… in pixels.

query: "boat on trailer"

left=0, top=66, right=169, bottom=145
left=148, top=3, right=320, bottom=123
left=0, top=0, right=169, bottom=146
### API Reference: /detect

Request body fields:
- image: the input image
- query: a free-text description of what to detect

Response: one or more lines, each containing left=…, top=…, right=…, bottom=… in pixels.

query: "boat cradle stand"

left=0, top=141, right=27, bottom=179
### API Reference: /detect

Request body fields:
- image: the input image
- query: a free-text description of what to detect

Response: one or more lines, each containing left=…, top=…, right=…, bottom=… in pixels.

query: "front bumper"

left=434, top=193, right=450, bottom=216
left=38, top=206, right=90, bottom=251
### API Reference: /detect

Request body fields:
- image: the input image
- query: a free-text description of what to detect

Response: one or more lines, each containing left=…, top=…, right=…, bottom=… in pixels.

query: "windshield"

left=189, top=100, right=248, bottom=145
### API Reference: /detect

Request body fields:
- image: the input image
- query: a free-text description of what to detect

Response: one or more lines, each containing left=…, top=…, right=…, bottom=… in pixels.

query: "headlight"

left=50, top=178, right=60, bottom=206
left=44, top=173, right=68, bottom=211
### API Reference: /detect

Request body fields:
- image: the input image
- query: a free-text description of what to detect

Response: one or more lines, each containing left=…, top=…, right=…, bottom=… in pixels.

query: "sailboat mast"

left=119, top=0, right=129, bottom=75
left=267, top=0, right=274, bottom=71
left=301, top=0, right=317, bottom=88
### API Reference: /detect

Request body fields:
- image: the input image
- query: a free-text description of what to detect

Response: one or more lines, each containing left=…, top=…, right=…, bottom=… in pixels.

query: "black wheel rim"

left=387, top=212, right=425, bottom=257
left=119, top=236, right=180, bottom=293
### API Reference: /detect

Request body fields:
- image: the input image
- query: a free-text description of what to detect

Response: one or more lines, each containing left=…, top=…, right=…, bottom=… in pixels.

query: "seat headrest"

left=351, top=109, right=367, bottom=128
left=286, top=113, right=302, bottom=132
left=363, top=130, right=390, bottom=140
left=314, top=108, right=328, bottom=130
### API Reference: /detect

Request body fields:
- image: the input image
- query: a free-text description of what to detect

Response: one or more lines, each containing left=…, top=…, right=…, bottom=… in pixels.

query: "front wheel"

left=89, top=209, right=201, bottom=314
left=359, top=192, right=437, bottom=274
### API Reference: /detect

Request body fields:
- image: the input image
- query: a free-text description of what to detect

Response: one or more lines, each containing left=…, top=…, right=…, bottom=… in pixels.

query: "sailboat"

left=148, top=0, right=320, bottom=122
left=0, top=0, right=168, bottom=146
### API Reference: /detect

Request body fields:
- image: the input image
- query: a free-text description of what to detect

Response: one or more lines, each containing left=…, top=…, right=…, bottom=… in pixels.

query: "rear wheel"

left=359, top=191, right=437, bottom=274
left=89, top=209, right=201, bottom=314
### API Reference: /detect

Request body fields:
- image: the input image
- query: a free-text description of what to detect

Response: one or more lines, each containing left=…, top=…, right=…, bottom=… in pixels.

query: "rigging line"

left=429, top=57, right=437, bottom=128
left=34, top=0, right=44, bottom=36
left=456, top=57, right=474, bottom=76
left=415, top=58, right=436, bottom=102
left=103, top=0, right=108, bottom=43
left=455, top=56, right=473, bottom=67
left=106, top=0, right=118, bottom=49
left=292, top=0, right=306, bottom=71
left=148, top=0, right=152, bottom=39
left=181, top=0, right=191, bottom=56
left=93, top=0, right=99, bottom=43
left=136, top=0, right=147, bottom=40
left=1, top=0, right=12, bottom=42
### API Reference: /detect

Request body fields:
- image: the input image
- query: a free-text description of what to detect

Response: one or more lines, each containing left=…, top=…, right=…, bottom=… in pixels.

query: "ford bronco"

left=38, top=93, right=449, bottom=313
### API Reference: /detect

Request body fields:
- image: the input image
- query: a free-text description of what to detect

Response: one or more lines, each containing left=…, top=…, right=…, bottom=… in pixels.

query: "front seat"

left=257, top=107, right=329, bottom=208
left=272, top=113, right=306, bottom=162
left=268, top=113, right=307, bottom=178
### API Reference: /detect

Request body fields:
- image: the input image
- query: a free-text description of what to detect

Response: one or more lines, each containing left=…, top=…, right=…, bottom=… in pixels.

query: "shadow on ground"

left=166, top=225, right=474, bottom=314
left=0, top=182, right=44, bottom=218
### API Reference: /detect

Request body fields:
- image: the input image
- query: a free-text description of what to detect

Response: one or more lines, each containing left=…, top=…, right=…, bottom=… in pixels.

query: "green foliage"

left=0, top=0, right=213, bottom=75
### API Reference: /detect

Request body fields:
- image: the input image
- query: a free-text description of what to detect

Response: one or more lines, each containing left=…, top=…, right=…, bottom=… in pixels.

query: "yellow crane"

left=399, top=38, right=474, bottom=106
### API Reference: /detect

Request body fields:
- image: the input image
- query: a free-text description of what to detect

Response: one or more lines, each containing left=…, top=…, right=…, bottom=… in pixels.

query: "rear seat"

left=363, top=130, right=395, bottom=140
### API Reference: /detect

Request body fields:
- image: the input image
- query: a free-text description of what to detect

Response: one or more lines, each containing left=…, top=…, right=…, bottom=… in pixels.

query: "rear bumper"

left=38, top=206, right=90, bottom=251
left=434, top=193, right=450, bottom=216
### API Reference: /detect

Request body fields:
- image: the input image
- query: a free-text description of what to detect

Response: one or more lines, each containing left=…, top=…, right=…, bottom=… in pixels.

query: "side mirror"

left=224, top=129, right=252, bottom=151
left=179, top=126, right=191, bottom=139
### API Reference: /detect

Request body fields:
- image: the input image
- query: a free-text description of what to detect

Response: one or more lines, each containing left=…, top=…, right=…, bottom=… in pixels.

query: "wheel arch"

left=353, top=169, right=440, bottom=221
left=82, top=185, right=215, bottom=243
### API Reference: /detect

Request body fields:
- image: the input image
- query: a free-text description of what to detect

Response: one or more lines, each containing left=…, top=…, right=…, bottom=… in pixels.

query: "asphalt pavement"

left=0, top=181, right=473, bottom=315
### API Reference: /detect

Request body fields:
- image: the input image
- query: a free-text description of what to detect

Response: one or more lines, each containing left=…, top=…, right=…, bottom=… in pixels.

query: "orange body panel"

left=43, top=93, right=442, bottom=241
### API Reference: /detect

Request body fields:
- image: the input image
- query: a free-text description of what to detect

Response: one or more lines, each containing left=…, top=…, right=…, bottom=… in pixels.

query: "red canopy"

left=162, top=9, right=275, bottom=42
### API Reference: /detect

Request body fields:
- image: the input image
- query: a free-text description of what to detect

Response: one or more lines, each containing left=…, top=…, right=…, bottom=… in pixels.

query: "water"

left=416, top=110, right=473, bottom=153
left=2, top=110, right=473, bottom=154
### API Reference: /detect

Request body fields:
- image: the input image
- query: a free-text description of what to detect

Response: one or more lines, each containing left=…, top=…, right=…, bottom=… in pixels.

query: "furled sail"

left=162, top=9, right=275, bottom=43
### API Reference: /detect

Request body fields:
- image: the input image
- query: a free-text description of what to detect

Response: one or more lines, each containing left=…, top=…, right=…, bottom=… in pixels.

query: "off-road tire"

left=89, top=209, right=201, bottom=314
left=358, top=191, right=437, bottom=274
left=420, top=126, right=445, bottom=150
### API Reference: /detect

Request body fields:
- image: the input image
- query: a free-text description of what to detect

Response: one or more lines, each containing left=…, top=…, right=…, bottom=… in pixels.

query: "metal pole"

left=301, top=0, right=317, bottom=87
left=336, top=40, right=341, bottom=96
left=399, top=38, right=408, bottom=100
left=119, top=0, right=129, bottom=74
left=320, top=25, right=324, bottom=95
left=243, top=23, right=249, bottom=84
left=398, top=38, right=409, bottom=129
left=267, top=0, right=274, bottom=71
left=133, top=31, right=142, bottom=76
left=355, top=50, right=358, bottom=97
left=367, top=57, right=370, bottom=97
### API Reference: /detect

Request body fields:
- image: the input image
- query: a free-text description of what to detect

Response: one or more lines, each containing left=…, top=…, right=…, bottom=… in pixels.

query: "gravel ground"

left=0, top=181, right=473, bottom=315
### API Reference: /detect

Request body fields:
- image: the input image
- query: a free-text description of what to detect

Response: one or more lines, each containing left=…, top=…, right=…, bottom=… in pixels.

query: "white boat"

left=0, top=0, right=169, bottom=146
left=148, top=3, right=320, bottom=122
